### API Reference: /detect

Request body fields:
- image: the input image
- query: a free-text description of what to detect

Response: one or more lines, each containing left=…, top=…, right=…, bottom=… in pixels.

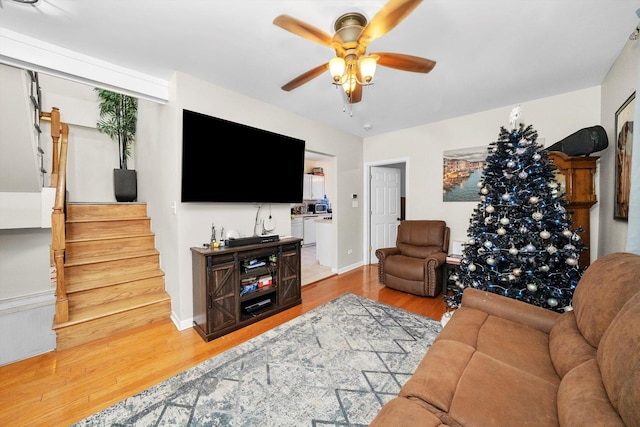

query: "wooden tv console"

left=190, top=237, right=302, bottom=342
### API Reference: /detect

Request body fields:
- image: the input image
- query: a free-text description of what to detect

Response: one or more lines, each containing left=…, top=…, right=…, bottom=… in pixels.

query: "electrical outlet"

left=347, top=249, right=353, bottom=254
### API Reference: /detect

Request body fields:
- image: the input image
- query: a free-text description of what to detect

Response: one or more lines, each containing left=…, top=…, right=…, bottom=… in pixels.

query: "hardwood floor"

left=0, top=264, right=447, bottom=427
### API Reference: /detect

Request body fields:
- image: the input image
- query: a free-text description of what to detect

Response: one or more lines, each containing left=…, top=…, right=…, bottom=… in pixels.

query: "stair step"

left=64, top=251, right=160, bottom=286
left=65, top=248, right=159, bottom=267
left=66, top=202, right=148, bottom=220
left=66, top=269, right=165, bottom=294
left=68, top=275, right=167, bottom=311
left=66, top=218, right=152, bottom=240
left=66, top=234, right=156, bottom=262
left=53, top=293, right=171, bottom=351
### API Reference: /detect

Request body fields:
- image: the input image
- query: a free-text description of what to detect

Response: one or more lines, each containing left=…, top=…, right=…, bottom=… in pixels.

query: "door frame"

left=363, top=157, right=409, bottom=265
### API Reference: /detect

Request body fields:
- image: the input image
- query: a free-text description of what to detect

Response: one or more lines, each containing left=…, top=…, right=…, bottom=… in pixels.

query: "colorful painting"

left=443, top=146, right=487, bottom=202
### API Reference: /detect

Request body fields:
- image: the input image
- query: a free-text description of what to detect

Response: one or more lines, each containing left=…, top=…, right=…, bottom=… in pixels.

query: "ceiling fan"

left=273, top=0, right=436, bottom=104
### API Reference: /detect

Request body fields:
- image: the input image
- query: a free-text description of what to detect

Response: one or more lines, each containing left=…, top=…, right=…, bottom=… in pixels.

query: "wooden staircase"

left=52, top=202, right=171, bottom=350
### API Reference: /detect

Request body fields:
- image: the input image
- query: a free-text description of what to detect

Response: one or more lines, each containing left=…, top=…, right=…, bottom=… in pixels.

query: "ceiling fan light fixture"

left=359, top=56, right=377, bottom=83
left=329, top=57, right=346, bottom=82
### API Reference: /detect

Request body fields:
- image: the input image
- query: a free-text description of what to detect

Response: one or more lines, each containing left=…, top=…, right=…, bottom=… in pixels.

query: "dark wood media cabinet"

left=191, top=237, right=302, bottom=342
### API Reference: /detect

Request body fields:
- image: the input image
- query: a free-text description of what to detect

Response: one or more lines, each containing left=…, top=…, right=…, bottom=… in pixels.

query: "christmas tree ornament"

left=513, top=268, right=522, bottom=276
left=509, top=246, right=519, bottom=255
left=540, top=265, right=550, bottom=272
left=518, top=171, right=529, bottom=179
left=532, top=211, right=543, bottom=220
left=527, top=283, right=538, bottom=292
left=524, top=243, right=536, bottom=252
left=566, top=258, right=579, bottom=266
left=533, top=153, right=541, bottom=161
left=529, top=196, right=539, bottom=204
left=546, top=245, right=558, bottom=254
left=501, top=193, right=511, bottom=201
left=497, top=227, right=507, bottom=235
left=507, top=160, right=515, bottom=168
left=486, top=205, right=495, bottom=213
left=500, top=217, right=510, bottom=225
left=481, top=187, right=489, bottom=195
left=468, top=264, right=476, bottom=272
left=540, top=230, right=551, bottom=239
left=548, top=298, right=559, bottom=308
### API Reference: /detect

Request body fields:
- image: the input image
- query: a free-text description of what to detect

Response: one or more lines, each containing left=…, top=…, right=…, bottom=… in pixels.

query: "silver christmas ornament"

left=525, top=243, right=536, bottom=252
left=548, top=298, right=559, bottom=308
left=529, top=196, right=539, bottom=204
left=468, top=264, right=476, bottom=272
left=539, top=265, right=550, bottom=272
left=486, top=205, right=495, bottom=213
left=527, top=283, right=538, bottom=292
left=533, top=153, right=541, bottom=161
left=509, top=247, right=519, bottom=255
left=562, top=230, right=573, bottom=238
left=532, top=211, right=543, bottom=220
left=540, top=230, right=551, bottom=239
left=500, top=217, right=510, bottom=225
left=519, top=171, right=528, bottom=179
left=513, top=268, right=522, bottom=276
left=507, top=160, right=515, bottom=168
left=486, top=257, right=496, bottom=265
left=566, top=257, right=579, bottom=266
left=481, top=187, right=489, bottom=195
left=502, top=193, right=511, bottom=201
left=497, top=227, right=507, bottom=235
left=484, top=240, right=493, bottom=248
left=546, top=245, right=557, bottom=254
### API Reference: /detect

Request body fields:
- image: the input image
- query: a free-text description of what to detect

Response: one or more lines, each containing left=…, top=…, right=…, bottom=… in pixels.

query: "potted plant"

left=95, top=88, right=138, bottom=202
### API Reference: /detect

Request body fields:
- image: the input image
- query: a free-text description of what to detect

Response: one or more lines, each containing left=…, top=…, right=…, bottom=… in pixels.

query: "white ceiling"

left=1, top=0, right=638, bottom=138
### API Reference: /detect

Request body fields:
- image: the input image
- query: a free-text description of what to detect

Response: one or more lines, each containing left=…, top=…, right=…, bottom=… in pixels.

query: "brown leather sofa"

left=376, top=220, right=450, bottom=297
left=370, top=252, right=640, bottom=426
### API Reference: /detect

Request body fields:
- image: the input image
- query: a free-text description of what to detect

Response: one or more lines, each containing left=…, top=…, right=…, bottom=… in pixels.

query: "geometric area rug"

left=73, top=293, right=442, bottom=427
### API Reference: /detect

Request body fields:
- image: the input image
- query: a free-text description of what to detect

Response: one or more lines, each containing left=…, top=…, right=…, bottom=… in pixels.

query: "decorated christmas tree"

left=446, top=108, right=586, bottom=313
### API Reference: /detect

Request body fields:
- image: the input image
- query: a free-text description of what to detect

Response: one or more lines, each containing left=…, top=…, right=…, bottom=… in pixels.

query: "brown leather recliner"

left=375, top=220, right=450, bottom=297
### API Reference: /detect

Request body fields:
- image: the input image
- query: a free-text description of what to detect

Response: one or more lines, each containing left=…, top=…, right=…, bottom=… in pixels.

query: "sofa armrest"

left=375, top=247, right=401, bottom=284
left=461, top=288, right=560, bottom=334
left=425, top=251, right=446, bottom=268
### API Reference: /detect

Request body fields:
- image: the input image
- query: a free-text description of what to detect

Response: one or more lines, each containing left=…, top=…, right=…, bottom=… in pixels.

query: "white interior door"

left=370, top=166, right=401, bottom=263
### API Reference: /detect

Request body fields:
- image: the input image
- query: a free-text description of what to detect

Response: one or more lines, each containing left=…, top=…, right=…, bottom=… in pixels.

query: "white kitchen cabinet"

left=303, top=216, right=317, bottom=245
left=303, top=174, right=325, bottom=200
left=291, top=217, right=304, bottom=240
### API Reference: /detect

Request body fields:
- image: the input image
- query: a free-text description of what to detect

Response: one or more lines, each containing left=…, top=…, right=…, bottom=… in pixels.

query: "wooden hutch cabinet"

left=548, top=151, right=599, bottom=267
left=191, top=237, right=302, bottom=342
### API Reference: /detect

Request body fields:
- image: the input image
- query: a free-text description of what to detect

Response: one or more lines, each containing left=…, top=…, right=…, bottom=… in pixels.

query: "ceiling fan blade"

left=371, top=52, right=436, bottom=73
left=358, top=0, right=423, bottom=47
left=273, top=15, right=334, bottom=48
left=349, top=83, right=363, bottom=104
left=281, top=63, right=329, bottom=91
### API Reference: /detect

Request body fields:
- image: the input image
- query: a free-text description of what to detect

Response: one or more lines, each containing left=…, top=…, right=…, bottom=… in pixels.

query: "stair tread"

left=54, top=291, right=171, bottom=329
left=66, top=269, right=165, bottom=293
left=66, top=217, right=149, bottom=223
left=65, top=249, right=159, bottom=266
left=66, top=233, right=154, bottom=244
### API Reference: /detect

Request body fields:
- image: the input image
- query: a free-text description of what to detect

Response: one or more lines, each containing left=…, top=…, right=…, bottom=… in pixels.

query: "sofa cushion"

left=401, top=339, right=559, bottom=427
left=597, top=291, right=640, bottom=425
left=368, top=396, right=447, bottom=427
left=396, top=220, right=447, bottom=257
left=557, top=359, right=625, bottom=426
left=549, top=311, right=596, bottom=378
left=436, top=306, right=559, bottom=384
left=572, top=252, right=640, bottom=348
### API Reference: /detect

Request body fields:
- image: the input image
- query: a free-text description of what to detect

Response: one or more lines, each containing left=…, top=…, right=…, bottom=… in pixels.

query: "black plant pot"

left=114, top=168, right=137, bottom=202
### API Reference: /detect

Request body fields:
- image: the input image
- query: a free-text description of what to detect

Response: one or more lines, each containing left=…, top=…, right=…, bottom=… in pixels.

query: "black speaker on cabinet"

left=547, top=125, right=608, bottom=156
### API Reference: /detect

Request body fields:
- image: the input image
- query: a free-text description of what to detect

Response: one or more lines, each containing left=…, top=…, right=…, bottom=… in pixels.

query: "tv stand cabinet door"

left=278, top=244, right=301, bottom=307
left=206, top=258, right=239, bottom=334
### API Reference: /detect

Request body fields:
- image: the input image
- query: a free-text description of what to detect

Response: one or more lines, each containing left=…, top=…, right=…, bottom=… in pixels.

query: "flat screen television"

left=181, top=109, right=305, bottom=203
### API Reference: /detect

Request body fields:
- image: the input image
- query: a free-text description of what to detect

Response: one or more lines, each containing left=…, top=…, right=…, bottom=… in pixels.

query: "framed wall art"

left=614, top=92, right=635, bottom=220
left=443, top=146, right=487, bottom=202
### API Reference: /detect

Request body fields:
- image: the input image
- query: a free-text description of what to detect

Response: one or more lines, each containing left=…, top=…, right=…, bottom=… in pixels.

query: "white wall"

left=137, top=72, right=363, bottom=329
left=363, top=87, right=602, bottom=262
left=598, top=39, right=638, bottom=255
